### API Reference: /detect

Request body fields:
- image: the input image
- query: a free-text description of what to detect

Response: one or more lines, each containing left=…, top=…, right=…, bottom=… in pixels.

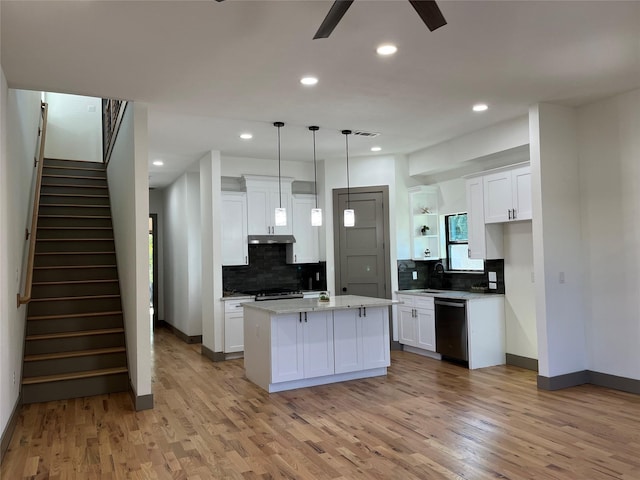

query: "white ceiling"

left=2, top=0, right=639, bottom=188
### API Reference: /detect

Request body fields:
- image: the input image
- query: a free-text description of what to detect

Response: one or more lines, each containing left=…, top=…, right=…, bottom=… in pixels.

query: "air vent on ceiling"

left=353, top=130, right=380, bottom=138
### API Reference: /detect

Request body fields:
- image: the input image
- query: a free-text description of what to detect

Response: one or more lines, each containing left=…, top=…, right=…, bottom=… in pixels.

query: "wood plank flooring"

left=2, top=327, right=639, bottom=479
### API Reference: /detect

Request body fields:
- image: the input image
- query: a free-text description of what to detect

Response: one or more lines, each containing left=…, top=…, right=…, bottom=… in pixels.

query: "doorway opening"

left=149, top=214, right=159, bottom=331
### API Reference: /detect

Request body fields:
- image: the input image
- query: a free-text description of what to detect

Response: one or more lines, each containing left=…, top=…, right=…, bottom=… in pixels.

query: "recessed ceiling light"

left=473, top=103, right=489, bottom=112
left=371, top=146, right=382, bottom=152
left=300, top=76, right=318, bottom=86
left=240, top=133, right=253, bottom=140
left=376, top=44, right=397, bottom=56
left=152, top=160, right=164, bottom=166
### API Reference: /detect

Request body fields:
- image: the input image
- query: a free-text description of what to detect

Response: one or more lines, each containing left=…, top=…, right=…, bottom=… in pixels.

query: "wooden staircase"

left=22, top=158, right=129, bottom=404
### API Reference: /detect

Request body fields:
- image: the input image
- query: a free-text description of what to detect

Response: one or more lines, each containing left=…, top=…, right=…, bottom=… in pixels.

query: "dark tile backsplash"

left=398, top=258, right=505, bottom=294
left=223, top=244, right=327, bottom=293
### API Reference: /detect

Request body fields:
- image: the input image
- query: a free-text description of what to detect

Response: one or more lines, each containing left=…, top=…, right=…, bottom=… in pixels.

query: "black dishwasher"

left=435, top=298, right=468, bottom=363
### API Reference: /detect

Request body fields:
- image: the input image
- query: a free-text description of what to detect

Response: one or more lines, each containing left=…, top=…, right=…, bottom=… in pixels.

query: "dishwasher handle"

left=434, top=299, right=466, bottom=308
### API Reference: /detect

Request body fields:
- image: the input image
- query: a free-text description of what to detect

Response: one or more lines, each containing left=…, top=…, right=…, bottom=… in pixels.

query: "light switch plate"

left=488, top=271, right=497, bottom=282
left=489, top=282, right=497, bottom=289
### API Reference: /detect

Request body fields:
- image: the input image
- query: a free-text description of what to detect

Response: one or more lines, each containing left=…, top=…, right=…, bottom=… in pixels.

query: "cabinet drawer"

left=224, top=298, right=253, bottom=313
left=414, top=296, right=434, bottom=311
left=397, top=294, right=415, bottom=306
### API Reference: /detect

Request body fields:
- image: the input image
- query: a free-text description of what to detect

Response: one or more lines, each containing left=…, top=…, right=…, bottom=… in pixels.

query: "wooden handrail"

left=17, top=101, right=48, bottom=306
left=102, top=99, right=128, bottom=166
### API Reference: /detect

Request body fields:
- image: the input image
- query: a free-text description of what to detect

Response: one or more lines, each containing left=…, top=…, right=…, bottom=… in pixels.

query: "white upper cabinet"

left=465, top=176, right=504, bottom=260
left=286, top=194, right=319, bottom=264
left=408, top=186, right=440, bottom=260
left=221, top=192, right=248, bottom=266
left=243, top=175, right=293, bottom=235
left=483, top=164, right=531, bottom=223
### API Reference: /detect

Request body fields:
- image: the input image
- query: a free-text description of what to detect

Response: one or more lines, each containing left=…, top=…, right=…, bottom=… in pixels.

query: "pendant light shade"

left=273, top=121, right=287, bottom=227
left=342, top=129, right=355, bottom=227
left=309, top=126, right=322, bottom=226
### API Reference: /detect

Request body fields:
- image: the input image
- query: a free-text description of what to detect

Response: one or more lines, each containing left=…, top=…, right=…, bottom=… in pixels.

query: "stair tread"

left=43, top=165, right=105, bottom=173
left=38, top=226, right=112, bottom=230
left=25, top=346, right=126, bottom=362
left=39, top=215, right=111, bottom=219
left=22, top=366, right=128, bottom=385
left=37, top=238, right=114, bottom=242
left=34, top=264, right=116, bottom=270
left=30, top=294, right=120, bottom=302
left=36, top=251, right=115, bottom=255
left=33, top=279, right=118, bottom=286
left=41, top=193, right=109, bottom=198
left=42, top=174, right=106, bottom=180
left=42, top=183, right=108, bottom=189
left=26, top=328, right=125, bottom=341
left=28, top=310, right=123, bottom=321
left=40, top=204, right=110, bottom=208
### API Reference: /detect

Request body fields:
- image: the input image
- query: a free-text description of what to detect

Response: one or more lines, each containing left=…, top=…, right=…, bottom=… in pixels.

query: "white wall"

left=148, top=189, right=165, bottom=320
left=162, top=171, right=202, bottom=337
left=106, top=102, right=152, bottom=404
left=1, top=85, right=44, bottom=436
left=578, top=89, right=640, bottom=380
left=409, top=116, right=529, bottom=176
left=530, top=103, right=588, bottom=378
left=43, top=93, right=102, bottom=162
left=221, top=156, right=314, bottom=181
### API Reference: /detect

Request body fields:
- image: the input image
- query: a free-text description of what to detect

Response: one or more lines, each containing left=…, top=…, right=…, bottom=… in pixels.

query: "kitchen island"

left=243, top=295, right=398, bottom=393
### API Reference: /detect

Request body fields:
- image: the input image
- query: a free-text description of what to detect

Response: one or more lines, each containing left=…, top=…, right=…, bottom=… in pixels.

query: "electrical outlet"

left=489, top=282, right=497, bottom=290
left=13, top=371, right=16, bottom=385
left=315, top=272, right=320, bottom=281
left=412, top=271, right=418, bottom=280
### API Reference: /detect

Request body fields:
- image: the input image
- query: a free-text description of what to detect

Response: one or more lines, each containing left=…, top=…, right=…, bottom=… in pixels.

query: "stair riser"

left=34, top=253, right=116, bottom=268
left=35, top=240, right=115, bottom=254
left=23, top=352, right=127, bottom=378
left=43, top=167, right=106, bottom=179
left=39, top=205, right=111, bottom=217
left=25, top=332, right=126, bottom=356
left=27, top=315, right=124, bottom=336
left=33, top=266, right=117, bottom=283
left=37, top=229, right=114, bottom=240
left=41, top=185, right=108, bottom=196
left=44, top=158, right=106, bottom=170
left=40, top=195, right=110, bottom=206
left=27, top=297, right=122, bottom=317
left=42, top=176, right=107, bottom=187
left=38, top=217, right=113, bottom=229
left=21, top=373, right=129, bottom=404
left=31, top=281, right=120, bottom=299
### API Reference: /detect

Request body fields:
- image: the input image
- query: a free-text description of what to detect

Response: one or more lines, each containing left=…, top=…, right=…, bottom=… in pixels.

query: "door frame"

left=332, top=185, right=391, bottom=299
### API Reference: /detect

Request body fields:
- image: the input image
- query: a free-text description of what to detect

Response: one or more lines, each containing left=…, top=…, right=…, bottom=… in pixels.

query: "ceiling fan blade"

left=313, top=0, right=355, bottom=39
left=408, top=0, right=447, bottom=32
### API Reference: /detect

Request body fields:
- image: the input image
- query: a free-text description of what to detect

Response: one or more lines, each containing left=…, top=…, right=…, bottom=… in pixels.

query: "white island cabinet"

left=243, top=295, right=397, bottom=393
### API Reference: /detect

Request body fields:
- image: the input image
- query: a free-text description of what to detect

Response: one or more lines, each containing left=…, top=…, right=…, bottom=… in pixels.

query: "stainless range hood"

left=248, top=235, right=296, bottom=245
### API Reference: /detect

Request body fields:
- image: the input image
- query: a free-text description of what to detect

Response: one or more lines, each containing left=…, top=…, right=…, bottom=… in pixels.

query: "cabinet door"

left=416, top=308, right=436, bottom=352
left=333, top=309, right=363, bottom=374
left=361, top=307, right=390, bottom=369
left=512, top=166, right=532, bottom=220
left=224, top=312, right=244, bottom=353
left=398, top=305, right=417, bottom=347
left=271, top=314, right=304, bottom=383
left=303, top=311, right=334, bottom=378
left=221, top=192, right=248, bottom=266
left=287, top=195, right=319, bottom=264
left=466, top=177, right=487, bottom=259
left=247, top=188, right=271, bottom=235
left=483, top=171, right=512, bottom=223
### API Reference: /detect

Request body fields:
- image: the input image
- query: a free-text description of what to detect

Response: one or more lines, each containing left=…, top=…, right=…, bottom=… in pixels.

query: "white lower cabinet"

left=271, top=311, right=334, bottom=383
left=224, top=298, right=253, bottom=353
left=397, top=294, right=435, bottom=352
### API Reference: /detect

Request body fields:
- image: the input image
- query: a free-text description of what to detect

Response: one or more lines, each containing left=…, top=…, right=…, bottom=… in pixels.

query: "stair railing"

left=102, top=99, right=128, bottom=165
left=17, top=101, right=49, bottom=306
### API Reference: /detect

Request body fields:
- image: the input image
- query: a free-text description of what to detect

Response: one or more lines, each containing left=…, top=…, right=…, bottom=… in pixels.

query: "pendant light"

left=309, top=126, right=322, bottom=226
left=342, top=129, right=355, bottom=227
left=273, top=121, right=287, bottom=227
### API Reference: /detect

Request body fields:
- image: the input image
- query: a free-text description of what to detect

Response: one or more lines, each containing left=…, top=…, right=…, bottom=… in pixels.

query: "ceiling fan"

left=314, top=0, right=447, bottom=39
left=215, top=0, right=447, bottom=40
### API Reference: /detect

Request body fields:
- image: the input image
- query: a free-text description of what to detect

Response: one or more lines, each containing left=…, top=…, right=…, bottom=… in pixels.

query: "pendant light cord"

left=344, top=130, right=351, bottom=209
left=312, top=128, right=318, bottom=209
left=274, top=122, right=283, bottom=208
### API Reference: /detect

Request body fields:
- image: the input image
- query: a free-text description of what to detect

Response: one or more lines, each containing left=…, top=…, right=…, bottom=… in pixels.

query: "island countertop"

left=243, top=295, right=398, bottom=315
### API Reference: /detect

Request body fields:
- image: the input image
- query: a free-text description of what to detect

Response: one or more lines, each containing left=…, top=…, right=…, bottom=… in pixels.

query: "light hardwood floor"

left=2, top=327, right=639, bottom=479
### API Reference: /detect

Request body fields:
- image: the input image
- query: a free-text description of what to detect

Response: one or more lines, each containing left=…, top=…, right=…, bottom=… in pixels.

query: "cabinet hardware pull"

left=358, top=307, right=362, bottom=317
left=294, top=254, right=297, bottom=262
left=513, top=209, right=517, bottom=219
left=299, top=312, right=302, bottom=323
left=304, top=312, right=308, bottom=322
left=363, top=307, right=366, bottom=317
left=245, top=256, right=248, bottom=264
left=508, top=209, right=512, bottom=220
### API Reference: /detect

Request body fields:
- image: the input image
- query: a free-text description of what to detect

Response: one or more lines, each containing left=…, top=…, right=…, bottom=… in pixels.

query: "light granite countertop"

left=397, top=289, right=504, bottom=300
left=243, top=295, right=398, bottom=314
